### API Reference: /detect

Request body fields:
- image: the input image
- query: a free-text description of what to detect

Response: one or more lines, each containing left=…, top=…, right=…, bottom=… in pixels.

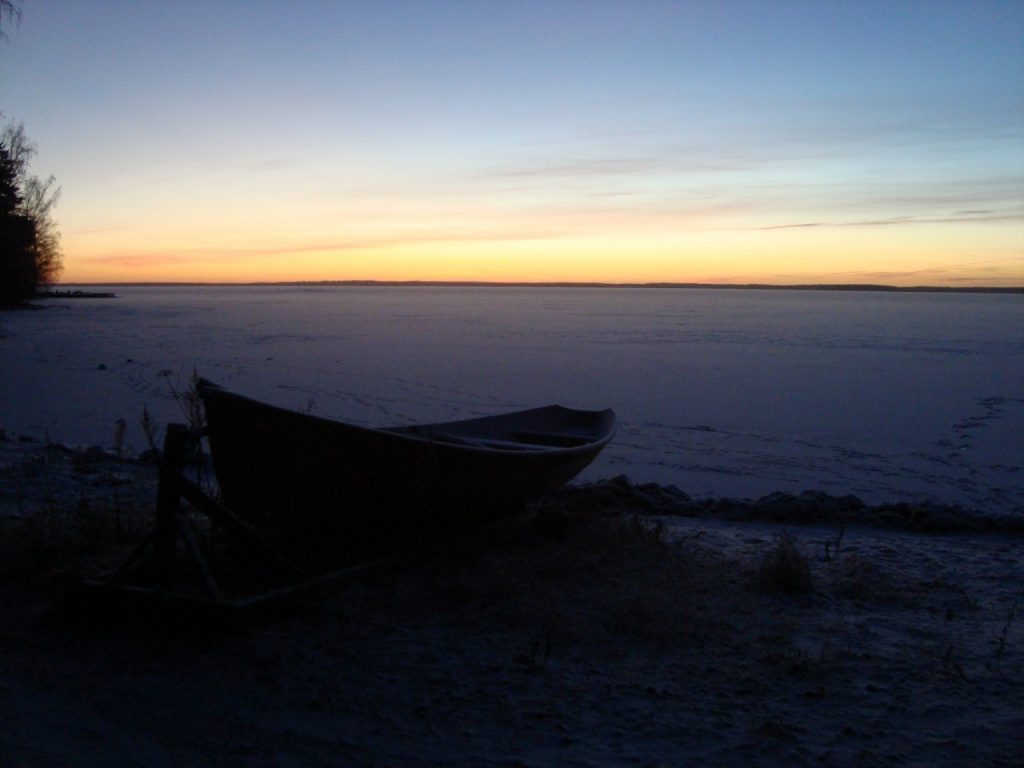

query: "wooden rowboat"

left=196, top=379, right=616, bottom=546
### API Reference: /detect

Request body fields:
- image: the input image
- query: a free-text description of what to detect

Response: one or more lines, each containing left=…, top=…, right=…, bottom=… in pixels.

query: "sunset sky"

left=1, top=0, right=1022, bottom=286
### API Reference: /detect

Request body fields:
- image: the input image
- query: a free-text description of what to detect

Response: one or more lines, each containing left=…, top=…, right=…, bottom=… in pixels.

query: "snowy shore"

left=1, top=438, right=1021, bottom=766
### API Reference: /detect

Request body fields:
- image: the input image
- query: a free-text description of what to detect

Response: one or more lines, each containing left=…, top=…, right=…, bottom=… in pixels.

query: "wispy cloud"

left=79, top=224, right=580, bottom=267
left=472, top=150, right=767, bottom=184
left=81, top=254, right=205, bottom=268
left=756, top=209, right=1024, bottom=230
left=748, top=257, right=1024, bottom=287
left=819, top=256, right=1024, bottom=279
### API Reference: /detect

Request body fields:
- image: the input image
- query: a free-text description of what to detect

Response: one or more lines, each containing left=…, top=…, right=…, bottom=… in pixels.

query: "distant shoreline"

left=34, top=289, right=117, bottom=299
left=55, top=280, right=1024, bottom=294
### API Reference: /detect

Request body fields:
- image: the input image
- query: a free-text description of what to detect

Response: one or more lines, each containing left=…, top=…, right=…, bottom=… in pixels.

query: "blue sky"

left=2, top=0, right=1022, bottom=284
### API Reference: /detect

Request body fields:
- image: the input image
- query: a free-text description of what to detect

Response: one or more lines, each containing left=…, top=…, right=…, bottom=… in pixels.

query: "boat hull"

left=197, top=380, right=615, bottom=547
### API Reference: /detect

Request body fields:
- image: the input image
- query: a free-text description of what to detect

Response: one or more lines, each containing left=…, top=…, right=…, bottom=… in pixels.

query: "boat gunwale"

left=196, top=380, right=616, bottom=457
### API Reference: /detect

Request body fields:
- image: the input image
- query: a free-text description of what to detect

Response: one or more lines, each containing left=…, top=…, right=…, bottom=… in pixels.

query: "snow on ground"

left=1, top=287, right=1023, bottom=766
left=0, top=451, right=1021, bottom=767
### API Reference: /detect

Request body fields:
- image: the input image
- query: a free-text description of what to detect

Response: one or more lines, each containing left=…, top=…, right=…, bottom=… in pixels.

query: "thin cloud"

left=472, top=95, right=1020, bottom=189
left=757, top=210, right=1023, bottom=230
left=79, top=254, right=213, bottom=269
left=819, top=257, right=1024, bottom=280
left=478, top=156, right=663, bottom=181
left=79, top=224, right=580, bottom=267
left=471, top=148, right=778, bottom=186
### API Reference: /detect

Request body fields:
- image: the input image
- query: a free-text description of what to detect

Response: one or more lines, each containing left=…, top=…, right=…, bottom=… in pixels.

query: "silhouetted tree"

left=0, top=142, right=19, bottom=211
left=0, top=123, right=62, bottom=304
left=1, top=5, right=63, bottom=303
left=0, top=147, right=35, bottom=303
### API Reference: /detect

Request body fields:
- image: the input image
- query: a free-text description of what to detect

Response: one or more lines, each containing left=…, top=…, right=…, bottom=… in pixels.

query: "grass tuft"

left=757, top=534, right=813, bottom=595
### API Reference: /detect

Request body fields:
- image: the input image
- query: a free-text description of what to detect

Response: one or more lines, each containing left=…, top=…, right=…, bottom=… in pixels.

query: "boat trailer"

left=71, top=424, right=389, bottom=623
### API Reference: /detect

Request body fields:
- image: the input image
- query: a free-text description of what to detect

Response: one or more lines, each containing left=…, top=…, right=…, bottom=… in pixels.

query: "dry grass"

left=0, top=496, right=150, bottom=582
left=342, top=506, right=743, bottom=653
left=829, top=552, right=898, bottom=601
left=756, top=533, right=814, bottom=595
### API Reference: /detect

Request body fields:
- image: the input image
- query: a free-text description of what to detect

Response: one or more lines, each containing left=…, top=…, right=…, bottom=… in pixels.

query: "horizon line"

left=50, top=281, right=1024, bottom=294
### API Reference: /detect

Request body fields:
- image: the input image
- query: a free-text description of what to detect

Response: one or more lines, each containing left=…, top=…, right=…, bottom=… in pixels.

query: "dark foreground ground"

left=1, top=440, right=1022, bottom=766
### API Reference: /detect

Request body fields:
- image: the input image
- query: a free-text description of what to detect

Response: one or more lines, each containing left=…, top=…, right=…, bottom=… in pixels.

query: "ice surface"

left=1, top=286, right=1021, bottom=511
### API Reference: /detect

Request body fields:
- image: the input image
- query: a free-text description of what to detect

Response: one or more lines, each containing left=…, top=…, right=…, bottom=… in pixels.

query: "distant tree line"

left=1, top=1, right=63, bottom=306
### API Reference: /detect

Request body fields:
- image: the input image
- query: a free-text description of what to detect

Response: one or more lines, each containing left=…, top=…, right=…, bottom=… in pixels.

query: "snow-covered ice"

left=2, top=285, right=1021, bottom=512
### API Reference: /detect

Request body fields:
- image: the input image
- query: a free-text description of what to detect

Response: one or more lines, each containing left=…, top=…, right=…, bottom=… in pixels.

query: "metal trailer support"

left=74, top=423, right=386, bottom=622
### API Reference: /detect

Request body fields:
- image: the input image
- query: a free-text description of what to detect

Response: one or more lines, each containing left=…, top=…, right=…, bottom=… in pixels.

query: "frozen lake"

left=2, top=286, right=1022, bottom=512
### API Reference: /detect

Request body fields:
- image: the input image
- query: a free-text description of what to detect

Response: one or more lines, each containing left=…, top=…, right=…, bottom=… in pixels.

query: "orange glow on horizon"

left=58, top=216, right=1024, bottom=287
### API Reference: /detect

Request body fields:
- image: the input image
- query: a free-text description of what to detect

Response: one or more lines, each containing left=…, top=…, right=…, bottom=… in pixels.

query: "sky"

left=1, top=0, right=1022, bottom=286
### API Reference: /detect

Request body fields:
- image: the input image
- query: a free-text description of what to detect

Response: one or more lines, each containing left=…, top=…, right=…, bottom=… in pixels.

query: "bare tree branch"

left=1, top=123, right=36, bottom=182
left=0, top=118, right=64, bottom=300
left=0, top=1, right=22, bottom=39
